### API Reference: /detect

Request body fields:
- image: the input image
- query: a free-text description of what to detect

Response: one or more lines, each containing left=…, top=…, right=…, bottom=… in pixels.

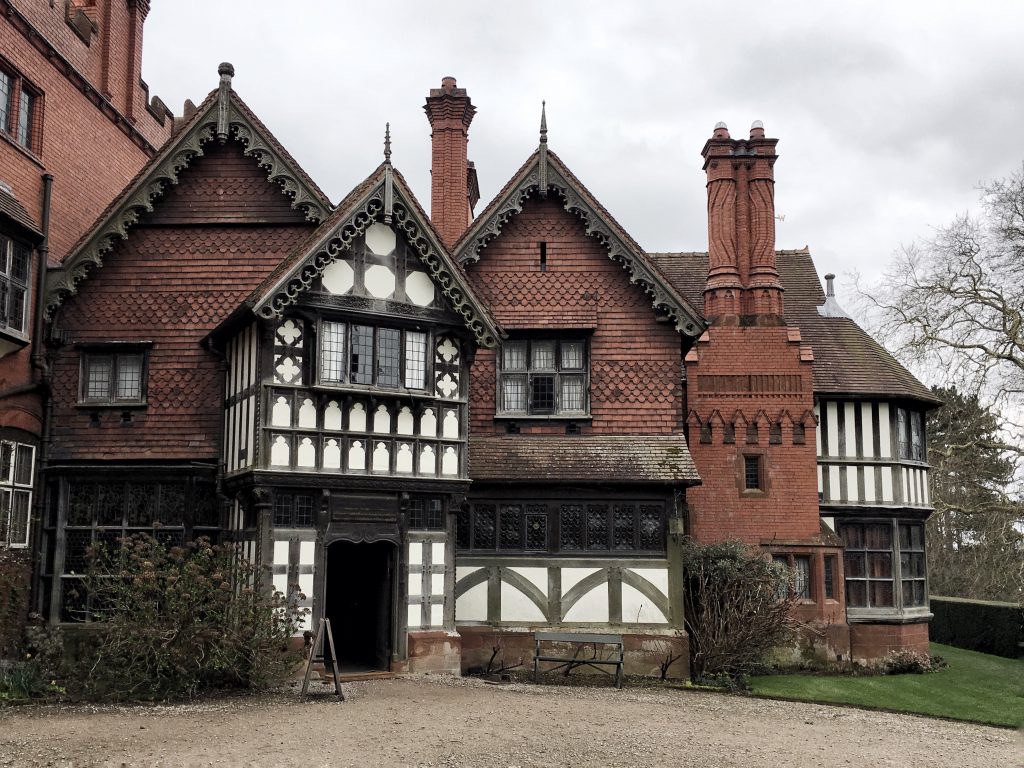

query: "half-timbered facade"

left=5, top=63, right=941, bottom=675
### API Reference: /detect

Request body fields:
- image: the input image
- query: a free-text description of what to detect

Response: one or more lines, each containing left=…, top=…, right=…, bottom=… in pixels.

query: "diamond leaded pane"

left=377, top=328, right=401, bottom=387
left=193, top=482, right=220, bottom=527
left=638, top=505, right=664, bottom=550
left=63, top=529, right=93, bottom=573
left=95, top=483, right=124, bottom=527
left=158, top=483, right=186, bottom=525
left=456, top=505, right=471, bottom=549
left=559, top=504, right=584, bottom=550
left=350, top=325, right=374, bottom=384
left=613, top=505, right=635, bottom=550
left=473, top=504, right=496, bottom=549
left=67, top=483, right=95, bottom=526
left=126, top=483, right=157, bottom=527
left=273, top=494, right=294, bottom=527
left=499, top=504, right=522, bottom=549
left=525, top=509, right=547, bottom=551
left=586, top=504, right=609, bottom=550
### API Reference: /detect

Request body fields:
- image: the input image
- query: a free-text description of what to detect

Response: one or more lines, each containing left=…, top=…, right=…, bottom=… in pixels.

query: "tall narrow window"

left=16, top=90, right=33, bottom=149
left=376, top=328, right=401, bottom=387
left=0, top=235, right=30, bottom=334
left=899, top=523, right=926, bottom=607
left=320, top=321, right=346, bottom=383
left=910, top=412, right=924, bottom=461
left=404, top=331, right=427, bottom=389
left=0, top=439, right=34, bottom=548
left=897, top=408, right=911, bottom=458
left=350, top=325, right=374, bottom=384
left=0, top=72, right=11, bottom=135
left=823, top=555, right=837, bottom=600
left=743, top=455, right=762, bottom=490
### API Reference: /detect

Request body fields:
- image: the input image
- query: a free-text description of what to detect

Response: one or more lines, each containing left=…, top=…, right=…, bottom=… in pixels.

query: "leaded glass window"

left=840, top=520, right=927, bottom=613
left=80, top=351, right=146, bottom=404
left=497, top=337, right=589, bottom=416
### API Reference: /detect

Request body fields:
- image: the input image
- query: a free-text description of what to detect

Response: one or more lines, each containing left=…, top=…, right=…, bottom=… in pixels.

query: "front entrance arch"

left=324, top=539, right=396, bottom=671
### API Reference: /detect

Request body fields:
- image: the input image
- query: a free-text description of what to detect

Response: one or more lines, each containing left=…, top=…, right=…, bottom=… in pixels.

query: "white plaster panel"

left=628, top=568, right=669, bottom=596
left=365, top=222, right=397, bottom=255
left=298, top=574, right=313, bottom=599
left=273, top=540, right=290, bottom=565
left=881, top=466, right=894, bottom=501
left=299, top=541, right=315, bottom=565
left=878, top=403, right=892, bottom=458
left=923, top=472, right=930, bottom=505
left=844, top=402, right=857, bottom=457
left=455, top=581, right=488, bottom=622
left=408, top=542, right=423, bottom=566
left=846, top=466, right=859, bottom=503
left=500, top=581, right=546, bottom=623
left=408, top=573, right=422, bottom=597
left=863, top=466, right=876, bottom=502
left=273, top=574, right=288, bottom=596
left=321, top=259, right=354, bottom=294
left=405, top=270, right=435, bottom=306
left=560, top=568, right=600, bottom=594
left=430, top=604, right=444, bottom=627
left=455, top=566, right=481, bottom=583
left=821, top=516, right=836, bottom=532
left=903, top=467, right=911, bottom=504
left=508, top=567, right=548, bottom=596
left=826, top=401, right=839, bottom=457
left=829, top=466, right=842, bottom=502
left=814, top=404, right=822, bottom=457
left=430, top=573, right=444, bottom=595
left=407, top=604, right=421, bottom=629
left=861, top=402, right=875, bottom=458
left=817, top=465, right=823, bottom=494
left=431, top=543, right=446, bottom=566
left=562, top=583, right=609, bottom=624
left=621, top=583, right=668, bottom=624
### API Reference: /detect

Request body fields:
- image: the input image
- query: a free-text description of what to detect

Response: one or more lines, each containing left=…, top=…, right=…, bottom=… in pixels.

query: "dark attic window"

left=769, top=423, right=782, bottom=444
left=792, top=423, right=806, bottom=445
left=746, top=424, right=759, bottom=445
left=699, top=422, right=712, bottom=444
left=723, top=424, right=735, bottom=444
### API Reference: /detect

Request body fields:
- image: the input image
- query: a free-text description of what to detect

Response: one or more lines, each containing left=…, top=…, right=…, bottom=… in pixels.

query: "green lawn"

left=749, top=643, right=1024, bottom=728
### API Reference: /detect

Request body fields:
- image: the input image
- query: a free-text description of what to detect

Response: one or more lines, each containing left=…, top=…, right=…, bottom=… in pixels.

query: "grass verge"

left=749, top=643, right=1024, bottom=728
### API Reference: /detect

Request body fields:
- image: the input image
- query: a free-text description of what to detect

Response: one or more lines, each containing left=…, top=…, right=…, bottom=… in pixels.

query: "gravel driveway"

left=0, top=676, right=1019, bottom=767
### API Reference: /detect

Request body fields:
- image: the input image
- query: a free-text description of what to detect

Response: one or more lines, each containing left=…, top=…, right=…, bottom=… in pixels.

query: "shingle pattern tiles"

left=648, top=250, right=939, bottom=404
left=468, top=435, right=699, bottom=483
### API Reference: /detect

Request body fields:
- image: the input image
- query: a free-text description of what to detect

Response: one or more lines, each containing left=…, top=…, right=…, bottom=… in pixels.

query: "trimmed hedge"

left=929, top=596, right=1023, bottom=658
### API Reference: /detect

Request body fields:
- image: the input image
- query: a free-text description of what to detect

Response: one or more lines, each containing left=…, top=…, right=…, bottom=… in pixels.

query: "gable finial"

left=538, top=100, right=548, bottom=198
left=216, top=62, right=234, bottom=144
left=383, top=122, right=394, bottom=224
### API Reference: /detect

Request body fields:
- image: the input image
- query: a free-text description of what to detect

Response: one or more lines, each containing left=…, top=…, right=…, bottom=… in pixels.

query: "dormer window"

left=497, top=338, right=588, bottom=417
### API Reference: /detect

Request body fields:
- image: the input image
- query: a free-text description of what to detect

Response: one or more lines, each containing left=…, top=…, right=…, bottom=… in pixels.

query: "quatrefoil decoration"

left=277, top=319, right=302, bottom=346
left=436, top=373, right=459, bottom=399
left=274, top=356, right=301, bottom=384
left=436, top=337, right=459, bottom=363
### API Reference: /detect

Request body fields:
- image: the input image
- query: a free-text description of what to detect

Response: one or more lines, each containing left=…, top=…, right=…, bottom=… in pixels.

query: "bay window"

left=839, top=519, right=927, bottom=613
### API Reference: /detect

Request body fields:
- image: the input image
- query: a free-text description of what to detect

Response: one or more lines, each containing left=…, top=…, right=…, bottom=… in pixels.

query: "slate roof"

left=648, top=249, right=940, bottom=405
left=0, top=185, right=43, bottom=242
left=468, top=435, right=700, bottom=484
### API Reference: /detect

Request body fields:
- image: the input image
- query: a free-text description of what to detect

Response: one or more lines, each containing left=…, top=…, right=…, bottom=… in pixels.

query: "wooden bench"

left=532, top=631, right=624, bottom=689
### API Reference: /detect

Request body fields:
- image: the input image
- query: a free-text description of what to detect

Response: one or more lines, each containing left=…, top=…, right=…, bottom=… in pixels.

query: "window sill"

left=0, top=327, right=29, bottom=359
left=847, top=607, right=933, bottom=624
left=76, top=401, right=148, bottom=410
left=493, top=414, right=592, bottom=422
left=0, top=130, right=43, bottom=168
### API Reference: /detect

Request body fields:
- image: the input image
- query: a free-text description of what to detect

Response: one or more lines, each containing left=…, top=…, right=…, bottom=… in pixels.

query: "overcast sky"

left=142, top=1, right=1024, bottom=304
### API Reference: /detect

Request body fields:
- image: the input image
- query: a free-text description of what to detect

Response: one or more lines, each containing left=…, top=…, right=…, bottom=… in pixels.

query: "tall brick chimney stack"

left=701, top=120, right=784, bottom=321
left=424, top=77, right=476, bottom=247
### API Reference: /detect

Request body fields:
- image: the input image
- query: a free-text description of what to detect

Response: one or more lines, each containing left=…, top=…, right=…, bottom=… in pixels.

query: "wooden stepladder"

left=301, top=617, right=344, bottom=699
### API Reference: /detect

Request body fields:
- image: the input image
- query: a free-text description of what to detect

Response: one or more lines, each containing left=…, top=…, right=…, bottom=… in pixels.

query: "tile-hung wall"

left=815, top=400, right=930, bottom=509
left=408, top=534, right=447, bottom=629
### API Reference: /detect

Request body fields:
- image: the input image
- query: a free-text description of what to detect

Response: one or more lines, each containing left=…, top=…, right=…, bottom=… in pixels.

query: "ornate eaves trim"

left=44, top=104, right=329, bottom=318
left=251, top=185, right=499, bottom=349
left=456, top=163, right=706, bottom=338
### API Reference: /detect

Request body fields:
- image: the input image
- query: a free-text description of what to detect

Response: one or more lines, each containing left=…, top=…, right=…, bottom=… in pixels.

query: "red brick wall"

left=684, top=326, right=820, bottom=544
left=464, top=196, right=684, bottom=436
left=48, top=141, right=312, bottom=461
left=849, top=622, right=929, bottom=662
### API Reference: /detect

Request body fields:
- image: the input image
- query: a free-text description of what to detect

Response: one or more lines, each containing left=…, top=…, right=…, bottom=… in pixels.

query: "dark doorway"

left=325, top=540, right=395, bottom=671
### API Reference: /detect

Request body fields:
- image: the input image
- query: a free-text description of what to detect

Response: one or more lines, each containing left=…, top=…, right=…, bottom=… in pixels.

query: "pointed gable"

left=44, top=65, right=331, bottom=317
left=246, top=163, right=500, bottom=348
left=454, top=148, right=705, bottom=338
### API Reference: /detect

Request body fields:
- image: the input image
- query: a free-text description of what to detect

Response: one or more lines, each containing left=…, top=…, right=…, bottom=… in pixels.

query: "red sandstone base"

left=849, top=622, right=930, bottom=663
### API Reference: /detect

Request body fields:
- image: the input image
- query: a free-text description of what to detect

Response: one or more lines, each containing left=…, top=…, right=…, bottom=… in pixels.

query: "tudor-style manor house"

left=1, top=3, right=938, bottom=675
